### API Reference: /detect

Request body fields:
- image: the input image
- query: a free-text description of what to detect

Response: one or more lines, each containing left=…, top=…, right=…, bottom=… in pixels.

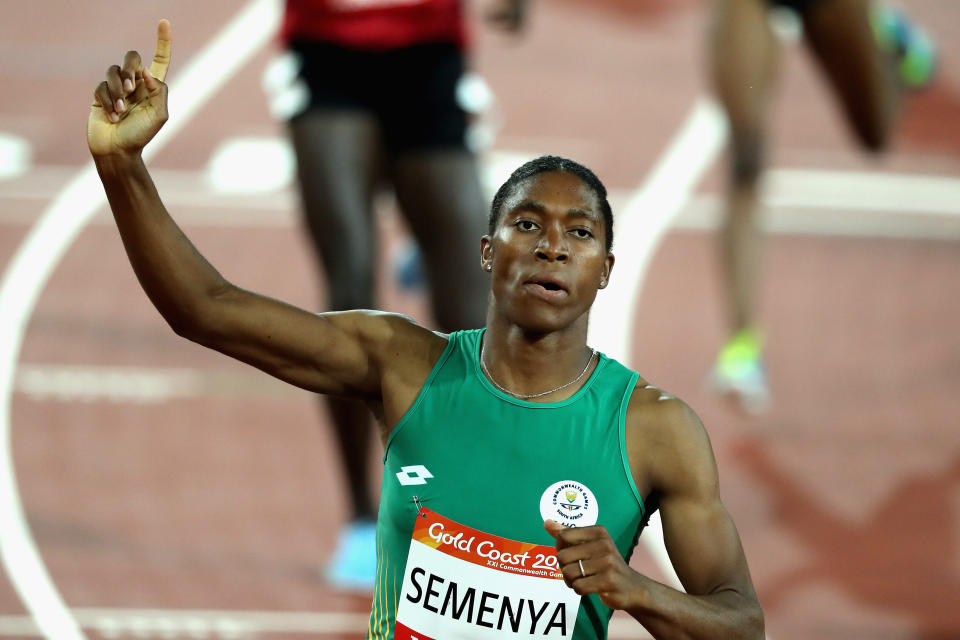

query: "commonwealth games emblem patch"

left=539, top=480, right=598, bottom=527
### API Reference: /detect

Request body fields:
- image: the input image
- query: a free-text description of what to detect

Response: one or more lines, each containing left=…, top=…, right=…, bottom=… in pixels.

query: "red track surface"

left=1, top=1, right=958, bottom=639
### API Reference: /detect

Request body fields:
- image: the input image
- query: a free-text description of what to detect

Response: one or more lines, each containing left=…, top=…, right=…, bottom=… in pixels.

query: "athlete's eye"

left=516, top=220, right=539, bottom=231
left=571, top=228, right=593, bottom=239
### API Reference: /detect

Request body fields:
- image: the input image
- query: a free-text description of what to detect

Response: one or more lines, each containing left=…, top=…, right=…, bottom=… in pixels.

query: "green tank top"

left=367, top=329, right=646, bottom=639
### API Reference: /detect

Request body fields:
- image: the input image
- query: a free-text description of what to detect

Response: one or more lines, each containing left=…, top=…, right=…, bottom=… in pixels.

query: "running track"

left=0, top=1, right=958, bottom=638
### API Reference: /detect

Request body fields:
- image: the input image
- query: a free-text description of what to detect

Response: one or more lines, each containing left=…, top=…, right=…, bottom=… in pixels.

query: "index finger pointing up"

left=149, top=19, right=172, bottom=82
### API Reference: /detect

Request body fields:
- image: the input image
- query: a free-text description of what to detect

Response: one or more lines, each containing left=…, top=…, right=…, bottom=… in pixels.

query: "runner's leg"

left=391, top=149, right=489, bottom=331
left=289, top=108, right=382, bottom=588
left=708, top=0, right=780, bottom=412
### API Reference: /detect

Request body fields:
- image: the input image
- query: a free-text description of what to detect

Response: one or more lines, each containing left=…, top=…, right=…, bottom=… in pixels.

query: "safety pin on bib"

left=412, top=495, right=427, bottom=517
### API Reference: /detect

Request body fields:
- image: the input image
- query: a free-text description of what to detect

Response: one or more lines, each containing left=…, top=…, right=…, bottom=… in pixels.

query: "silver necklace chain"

left=480, top=343, right=597, bottom=400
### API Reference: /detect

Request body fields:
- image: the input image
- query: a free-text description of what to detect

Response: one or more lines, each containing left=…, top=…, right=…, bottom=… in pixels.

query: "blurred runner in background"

left=264, top=0, right=527, bottom=589
left=708, top=0, right=935, bottom=412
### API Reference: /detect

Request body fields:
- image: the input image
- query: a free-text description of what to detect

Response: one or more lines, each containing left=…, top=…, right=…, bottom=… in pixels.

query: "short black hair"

left=488, top=155, right=614, bottom=252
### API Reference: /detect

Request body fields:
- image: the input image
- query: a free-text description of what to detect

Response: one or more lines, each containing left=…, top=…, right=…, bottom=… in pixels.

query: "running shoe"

left=709, top=328, right=771, bottom=414
left=394, top=241, right=426, bottom=291
left=870, top=3, right=937, bottom=89
left=325, top=519, right=377, bottom=591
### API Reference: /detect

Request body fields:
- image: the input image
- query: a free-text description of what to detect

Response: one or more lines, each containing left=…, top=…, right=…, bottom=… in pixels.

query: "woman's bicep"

left=186, top=287, right=392, bottom=395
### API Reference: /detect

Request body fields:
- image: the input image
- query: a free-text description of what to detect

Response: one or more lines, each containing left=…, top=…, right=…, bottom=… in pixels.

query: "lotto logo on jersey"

left=539, top=480, right=598, bottom=527
left=397, top=465, right=434, bottom=486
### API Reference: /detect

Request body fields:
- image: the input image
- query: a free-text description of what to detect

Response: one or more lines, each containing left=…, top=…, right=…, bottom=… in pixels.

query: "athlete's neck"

left=480, top=322, right=593, bottom=399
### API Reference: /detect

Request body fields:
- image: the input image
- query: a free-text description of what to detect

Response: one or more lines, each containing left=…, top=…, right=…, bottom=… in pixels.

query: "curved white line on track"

left=589, top=98, right=726, bottom=360
left=0, top=1, right=281, bottom=637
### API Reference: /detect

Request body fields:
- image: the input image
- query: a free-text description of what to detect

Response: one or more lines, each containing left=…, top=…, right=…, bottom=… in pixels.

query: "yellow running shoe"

left=709, top=328, right=771, bottom=414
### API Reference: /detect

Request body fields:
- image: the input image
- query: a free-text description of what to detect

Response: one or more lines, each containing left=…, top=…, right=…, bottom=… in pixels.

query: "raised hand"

left=544, top=519, right=645, bottom=611
left=87, top=20, right=172, bottom=158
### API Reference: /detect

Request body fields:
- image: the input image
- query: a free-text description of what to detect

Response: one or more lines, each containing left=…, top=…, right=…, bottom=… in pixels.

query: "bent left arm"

left=546, top=394, right=763, bottom=640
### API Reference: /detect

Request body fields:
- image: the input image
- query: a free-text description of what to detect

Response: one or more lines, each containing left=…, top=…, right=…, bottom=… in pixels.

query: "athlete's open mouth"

left=525, top=277, right=569, bottom=297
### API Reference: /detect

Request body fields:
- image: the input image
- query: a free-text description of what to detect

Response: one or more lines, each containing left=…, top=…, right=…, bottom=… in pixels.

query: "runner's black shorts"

left=286, top=40, right=469, bottom=154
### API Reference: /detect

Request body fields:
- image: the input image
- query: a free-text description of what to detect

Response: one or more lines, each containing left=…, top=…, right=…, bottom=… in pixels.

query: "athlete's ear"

left=599, top=254, right=614, bottom=289
left=480, top=235, right=494, bottom=272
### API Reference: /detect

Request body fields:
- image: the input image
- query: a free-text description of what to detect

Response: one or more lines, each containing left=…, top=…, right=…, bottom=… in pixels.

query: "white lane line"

left=0, top=610, right=368, bottom=638
left=676, top=193, right=960, bottom=239
left=0, top=1, right=282, bottom=638
left=765, top=168, right=960, bottom=215
left=588, top=98, right=726, bottom=357
left=16, top=365, right=212, bottom=404
left=14, top=364, right=298, bottom=403
left=74, top=609, right=369, bottom=637
left=9, top=154, right=960, bottom=217
left=0, top=132, right=31, bottom=180
left=4, top=162, right=960, bottom=236
left=206, top=137, right=296, bottom=194
left=0, top=608, right=654, bottom=638
left=588, top=98, right=727, bottom=591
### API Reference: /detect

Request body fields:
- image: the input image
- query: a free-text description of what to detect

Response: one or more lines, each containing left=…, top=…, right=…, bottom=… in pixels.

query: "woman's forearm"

left=95, top=153, right=231, bottom=336
left=627, top=574, right=764, bottom=640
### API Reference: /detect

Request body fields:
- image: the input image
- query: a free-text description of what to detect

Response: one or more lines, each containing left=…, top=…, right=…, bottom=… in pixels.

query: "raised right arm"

left=89, top=21, right=443, bottom=408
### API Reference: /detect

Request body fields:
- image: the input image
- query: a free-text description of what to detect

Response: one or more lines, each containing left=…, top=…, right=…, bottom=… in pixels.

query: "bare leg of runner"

left=390, top=149, right=490, bottom=331
left=708, top=0, right=779, bottom=413
left=802, top=0, right=936, bottom=149
left=707, top=0, right=935, bottom=414
left=803, top=0, right=900, bottom=151
left=289, top=109, right=382, bottom=589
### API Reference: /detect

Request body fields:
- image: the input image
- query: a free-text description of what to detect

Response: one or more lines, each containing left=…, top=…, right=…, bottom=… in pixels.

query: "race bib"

left=395, top=509, right=581, bottom=639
